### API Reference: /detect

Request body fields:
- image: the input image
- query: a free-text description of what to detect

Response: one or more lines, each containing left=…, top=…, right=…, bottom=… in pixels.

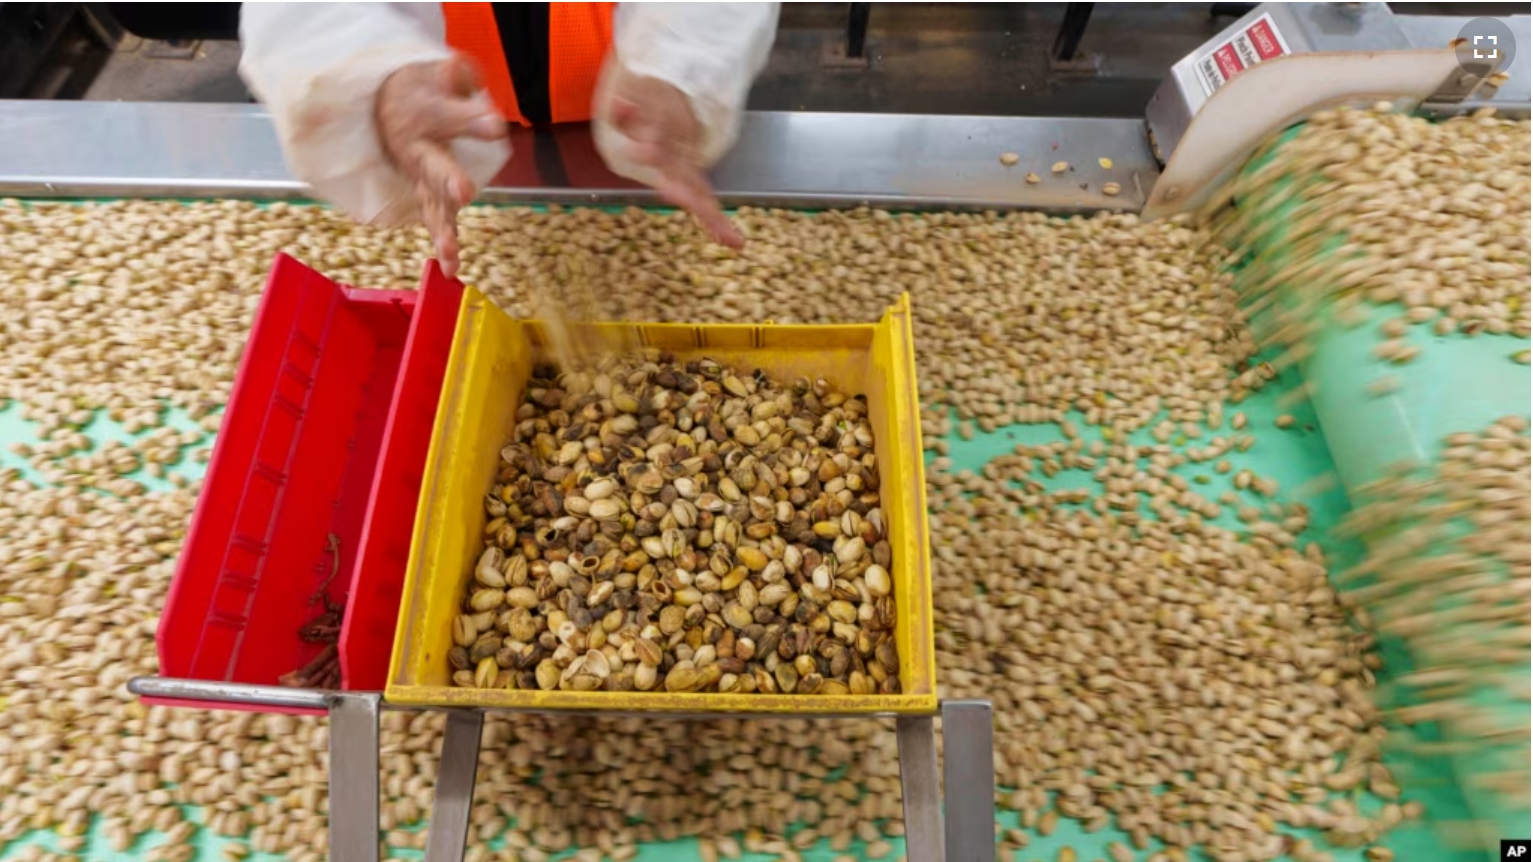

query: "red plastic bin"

left=150, top=253, right=461, bottom=714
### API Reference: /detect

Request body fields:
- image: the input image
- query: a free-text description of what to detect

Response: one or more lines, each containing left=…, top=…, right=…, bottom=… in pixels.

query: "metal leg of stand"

left=328, top=693, right=382, bottom=862
left=896, top=715, right=945, bottom=862
left=424, top=710, right=485, bottom=862
left=941, top=700, right=996, bottom=862
left=846, top=3, right=872, bottom=59
left=127, top=680, right=999, bottom=862
left=1051, top=2, right=1094, bottom=63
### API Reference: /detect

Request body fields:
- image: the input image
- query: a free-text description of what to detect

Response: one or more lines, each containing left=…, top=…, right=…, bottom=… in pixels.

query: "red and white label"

left=1194, top=12, right=1291, bottom=96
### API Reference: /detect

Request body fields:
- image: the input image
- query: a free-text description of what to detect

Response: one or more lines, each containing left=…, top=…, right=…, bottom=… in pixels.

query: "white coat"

left=239, top=3, right=779, bottom=227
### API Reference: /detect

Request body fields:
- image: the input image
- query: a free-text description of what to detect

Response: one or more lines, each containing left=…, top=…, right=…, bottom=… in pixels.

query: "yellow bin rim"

left=387, top=289, right=938, bottom=714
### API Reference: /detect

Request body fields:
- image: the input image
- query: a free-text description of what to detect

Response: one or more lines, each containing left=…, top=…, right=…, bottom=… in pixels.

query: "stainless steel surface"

left=1148, top=3, right=1411, bottom=164
left=1146, top=3, right=1533, bottom=164
left=896, top=715, right=945, bottom=862
left=329, top=693, right=383, bottom=862
left=128, top=675, right=336, bottom=710
left=0, top=100, right=1156, bottom=212
left=0, top=101, right=302, bottom=197
left=1402, top=14, right=1533, bottom=118
left=941, top=700, right=997, bottom=862
left=1279, top=2, right=1411, bottom=52
left=425, top=711, right=485, bottom=862
left=1144, top=56, right=1197, bottom=163
left=699, top=113, right=1156, bottom=211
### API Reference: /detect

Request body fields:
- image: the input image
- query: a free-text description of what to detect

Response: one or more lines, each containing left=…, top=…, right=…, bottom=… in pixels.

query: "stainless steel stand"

left=127, top=679, right=383, bottom=862
left=128, top=677, right=996, bottom=862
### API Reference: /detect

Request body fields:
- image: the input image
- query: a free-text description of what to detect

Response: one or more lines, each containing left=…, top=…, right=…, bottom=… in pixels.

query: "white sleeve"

left=603, top=2, right=780, bottom=168
left=238, top=3, right=511, bottom=227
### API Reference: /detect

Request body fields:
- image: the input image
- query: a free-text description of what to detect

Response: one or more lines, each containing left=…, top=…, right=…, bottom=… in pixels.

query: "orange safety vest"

left=443, top=2, right=615, bottom=127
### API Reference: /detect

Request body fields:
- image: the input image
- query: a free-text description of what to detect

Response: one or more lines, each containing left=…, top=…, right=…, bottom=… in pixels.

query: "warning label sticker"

left=1194, top=13, right=1291, bottom=96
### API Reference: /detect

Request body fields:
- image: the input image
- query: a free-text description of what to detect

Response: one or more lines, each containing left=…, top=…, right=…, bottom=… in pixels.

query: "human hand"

left=375, top=56, right=507, bottom=278
left=596, top=70, right=744, bottom=249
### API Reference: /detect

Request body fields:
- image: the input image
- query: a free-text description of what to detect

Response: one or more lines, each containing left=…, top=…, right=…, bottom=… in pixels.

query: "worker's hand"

left=375, top=56, right=507, bottom=278
left=597, top=72, right=744, bottom=249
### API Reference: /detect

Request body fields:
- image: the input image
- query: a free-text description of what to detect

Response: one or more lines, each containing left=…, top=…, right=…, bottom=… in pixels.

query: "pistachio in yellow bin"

left=387, top=288, right=936, bottom=714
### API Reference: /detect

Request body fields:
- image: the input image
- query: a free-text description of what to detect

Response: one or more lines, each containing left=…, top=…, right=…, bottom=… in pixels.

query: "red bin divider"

left=340, top=261, right=463, bottom=691
left=150, top=253, right=462, bottom=714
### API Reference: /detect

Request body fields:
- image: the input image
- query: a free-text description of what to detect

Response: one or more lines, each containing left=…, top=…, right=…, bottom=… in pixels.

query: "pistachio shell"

left=864, top=564, right=891, bottom=597
left=588, top=498, right=623, bottom=521
left=470, top=588, right=505, bottom=612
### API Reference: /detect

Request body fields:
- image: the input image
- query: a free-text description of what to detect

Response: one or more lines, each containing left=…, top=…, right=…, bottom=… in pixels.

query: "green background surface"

left=0, top=182, right=1527, bottom=860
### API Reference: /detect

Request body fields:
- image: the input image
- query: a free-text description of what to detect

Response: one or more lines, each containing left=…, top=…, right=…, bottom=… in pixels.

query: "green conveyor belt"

left=1301, top=301, right=1530, bottom=856
left=1223, top=122, right=1532, bottom=856
left=0, top=183, right=1521, bottom=861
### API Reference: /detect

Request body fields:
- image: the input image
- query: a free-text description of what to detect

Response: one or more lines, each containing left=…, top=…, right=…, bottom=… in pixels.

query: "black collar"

left=491, top=3, right=552, bottom=125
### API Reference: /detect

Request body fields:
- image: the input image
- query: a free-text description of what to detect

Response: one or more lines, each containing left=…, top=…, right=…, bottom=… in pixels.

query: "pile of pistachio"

left=451, top=351, right=899, bottom=696
left=2, top=101, right=1526, bottom=859
left=1339, top=415, right=1531, bottom=814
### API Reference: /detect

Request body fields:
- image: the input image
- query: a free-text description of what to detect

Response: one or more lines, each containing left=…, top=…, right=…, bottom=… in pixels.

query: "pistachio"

left=588, top=498, right=623, bottom=521
left=774, top=662, right=800, bottom=693
left=453, top=615, right=479, bottom=648
left=834, top=536, right=865, bottom=565
left=864, top=564, right=891, bottom=597
left=548, top=560, right=575, bottom=588
left=759, top=583, right=793, bottom=607
left=658, top=605, right=686, bottom=634
left=503, top=554, right=529, bottom=586
left=475, top=547, right=507, bottom=587
left=723, top=602, right=754, bottom=629
left=586, top=581, right=614, bottom=607
left=633, top=638, right=663, bottom=667
left=633, top=662, right=659, bottom=691
left=664, top=662, right=722, bottom=692
left=735, top=546, right=768, bottom=572
left=583, top=478, right=617, bottom=501
left=737, top=580, right=759, bottom=611
left=470, top=588, right=505, bottom=612
left=474, top=656, right=499, bottom=688
left=505, top=587, right=540, bottom=609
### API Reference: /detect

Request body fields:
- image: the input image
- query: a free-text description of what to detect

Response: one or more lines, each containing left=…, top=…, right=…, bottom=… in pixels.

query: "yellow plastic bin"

left=386, top=288, right=938, bottom=714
